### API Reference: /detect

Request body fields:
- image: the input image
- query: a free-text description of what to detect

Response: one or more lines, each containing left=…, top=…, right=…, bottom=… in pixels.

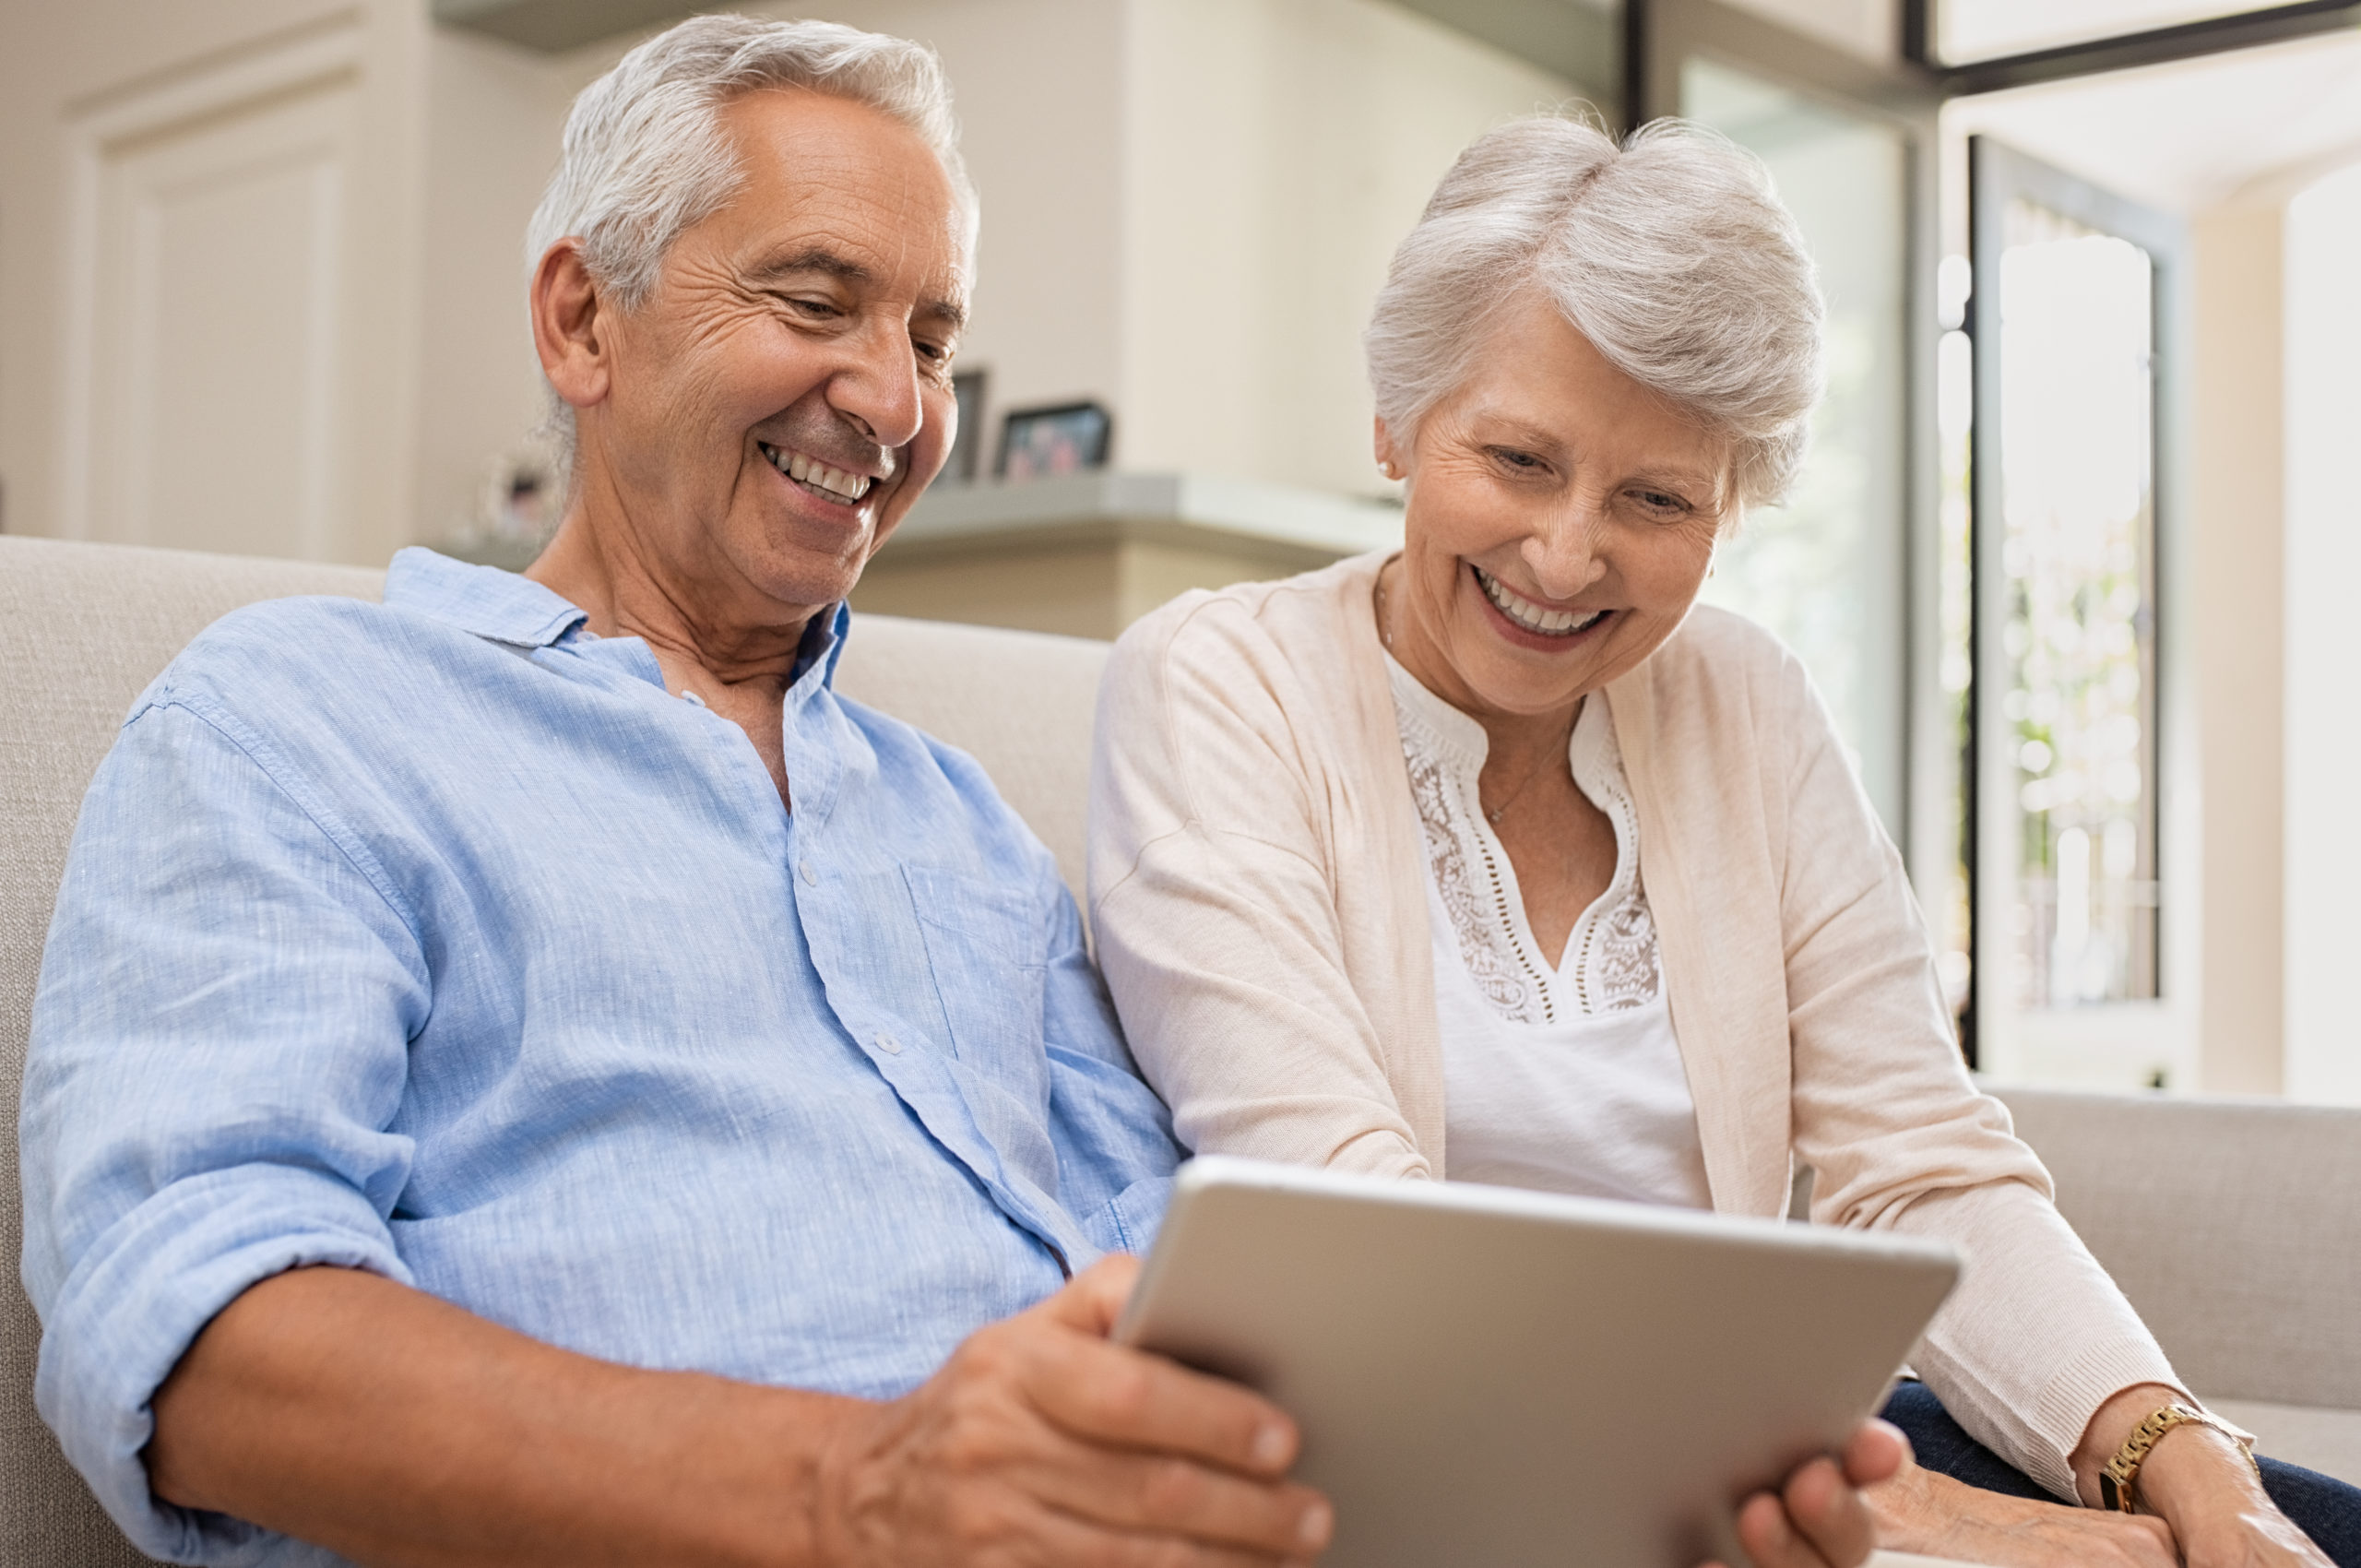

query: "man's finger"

left=1025, top=1497, right=1322, bottom=1568
left=1036, top=1254, right=1143, bottom=1339
left=1020, top=1324, right=1302, bottom=1479
left=1014, top=1440, right=1333, bottom=1557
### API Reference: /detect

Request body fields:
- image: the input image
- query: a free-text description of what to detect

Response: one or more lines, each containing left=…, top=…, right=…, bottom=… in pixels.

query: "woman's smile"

left=1469, top=563, right=1614, bottom=643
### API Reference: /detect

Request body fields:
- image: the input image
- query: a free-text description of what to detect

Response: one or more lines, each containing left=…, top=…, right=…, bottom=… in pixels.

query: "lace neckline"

left=1384, top=658, right=1661, bottom=1024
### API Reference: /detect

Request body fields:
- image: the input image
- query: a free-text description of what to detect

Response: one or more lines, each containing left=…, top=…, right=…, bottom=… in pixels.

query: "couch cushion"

left=832, top=616, right=1107, bottom=901
left=2208, top=1398, right=2361, bottom=1488
left=1993, top=1086, right=2361, bottom=1414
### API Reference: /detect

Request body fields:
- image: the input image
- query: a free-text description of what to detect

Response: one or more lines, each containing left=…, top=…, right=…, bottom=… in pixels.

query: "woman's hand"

left=1702, top=1419, right=1910, bottom=1568
left=2075, top=1384, right=2332, bottom=1568
left=2125, top=1420, right=2331, bottom=1568
left=1869, top=1452, right=2178, bottom=1568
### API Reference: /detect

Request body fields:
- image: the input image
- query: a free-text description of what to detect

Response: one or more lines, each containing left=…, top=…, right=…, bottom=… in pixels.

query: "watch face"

left=2100, top=1474, right=2125, bottom=1512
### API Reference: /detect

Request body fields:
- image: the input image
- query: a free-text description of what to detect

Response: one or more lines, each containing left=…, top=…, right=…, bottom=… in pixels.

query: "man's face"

left=586, top=89, right=969, bottom=619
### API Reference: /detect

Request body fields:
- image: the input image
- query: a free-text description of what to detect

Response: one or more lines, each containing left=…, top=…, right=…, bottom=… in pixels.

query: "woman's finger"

left=1783, top=1454, right=1880, bottom=1568
left=1735, top=1487, right=1830, bottom=1568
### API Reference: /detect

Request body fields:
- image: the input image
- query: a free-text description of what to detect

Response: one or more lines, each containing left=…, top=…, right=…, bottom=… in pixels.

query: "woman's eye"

left=1492, top=448, right=1543, bottom=470
left=1634, top=489, right=1686, bottom=512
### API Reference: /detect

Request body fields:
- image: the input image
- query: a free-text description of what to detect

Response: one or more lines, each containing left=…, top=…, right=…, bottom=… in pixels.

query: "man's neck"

left=528, top=501, right=819, bottom=807
left=528, top=503, right=813, bottom=702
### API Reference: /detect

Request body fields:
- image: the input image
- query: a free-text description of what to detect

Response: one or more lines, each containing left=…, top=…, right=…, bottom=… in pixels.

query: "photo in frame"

left=997, top=400, right=1112, bottom=481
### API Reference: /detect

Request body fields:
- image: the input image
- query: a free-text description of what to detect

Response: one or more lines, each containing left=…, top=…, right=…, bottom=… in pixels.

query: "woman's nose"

left=1525, top=508, right=1610, bottom=600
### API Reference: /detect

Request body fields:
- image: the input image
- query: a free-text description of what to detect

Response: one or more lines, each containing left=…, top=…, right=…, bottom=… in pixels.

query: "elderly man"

left=20, top=17, right=1897, bottom=1568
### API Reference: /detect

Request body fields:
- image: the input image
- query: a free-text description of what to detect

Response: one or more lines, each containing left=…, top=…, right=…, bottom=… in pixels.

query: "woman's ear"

left=1373, top=416, right=1405, bottom=481
left=529, top=240, right=612, bottom=414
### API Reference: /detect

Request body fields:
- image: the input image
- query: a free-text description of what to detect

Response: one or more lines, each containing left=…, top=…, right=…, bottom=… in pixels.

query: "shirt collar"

left=385, top=547, right=588, bottom=648
left=385, top=546, right=855, bottom=690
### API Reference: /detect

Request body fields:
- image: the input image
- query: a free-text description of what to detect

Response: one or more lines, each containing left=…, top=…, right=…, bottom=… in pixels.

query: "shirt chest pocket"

left=902, top=865, right=1050, bottom=1113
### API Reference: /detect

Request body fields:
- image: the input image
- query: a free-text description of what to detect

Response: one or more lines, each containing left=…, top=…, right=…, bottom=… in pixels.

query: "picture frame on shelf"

left=997, top=399, right=1112, bottom=481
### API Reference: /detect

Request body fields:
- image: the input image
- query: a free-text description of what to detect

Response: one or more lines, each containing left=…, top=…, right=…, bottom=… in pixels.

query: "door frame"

left=1965, top=135, right=2193, bottom=1083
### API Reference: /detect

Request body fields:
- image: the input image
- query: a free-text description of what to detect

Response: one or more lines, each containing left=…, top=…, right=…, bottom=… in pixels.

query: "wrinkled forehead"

left=710, top=87, right=973, bottom=305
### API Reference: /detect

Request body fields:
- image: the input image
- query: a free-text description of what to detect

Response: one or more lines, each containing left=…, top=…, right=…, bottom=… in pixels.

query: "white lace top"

left=1385, top=657, right=1712, bottom=1208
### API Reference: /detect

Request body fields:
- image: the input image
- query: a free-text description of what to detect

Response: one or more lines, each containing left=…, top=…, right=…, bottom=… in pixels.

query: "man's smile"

left=758, top=440, right=876, bottom=505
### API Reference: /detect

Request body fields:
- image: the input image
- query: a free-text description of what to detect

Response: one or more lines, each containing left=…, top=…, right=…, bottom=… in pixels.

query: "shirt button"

left=874, top=1032, right=903, bottom=1055
left=800, top=860, right=818, bottom=886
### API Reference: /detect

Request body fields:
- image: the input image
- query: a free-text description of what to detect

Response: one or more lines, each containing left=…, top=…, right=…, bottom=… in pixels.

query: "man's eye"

left=778, top=295, right=841, bottom=319
left=1492, top=448, right=1542, bottom=469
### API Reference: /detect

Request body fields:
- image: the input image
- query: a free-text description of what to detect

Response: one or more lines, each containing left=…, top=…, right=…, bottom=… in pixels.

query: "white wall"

left=1119, top=0, right=1576, bottom=498
left=2189, top=201, right=2285, bottom=1096
left=2283, top=160, right=2361, bottom=1105
left=1, top=0, right=1579, bottom=550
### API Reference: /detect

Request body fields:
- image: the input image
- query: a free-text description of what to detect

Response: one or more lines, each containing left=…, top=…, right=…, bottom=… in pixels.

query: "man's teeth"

left=759, top=443, right=872, bottom=502
left=1476, top=567, right=1607, bottom=636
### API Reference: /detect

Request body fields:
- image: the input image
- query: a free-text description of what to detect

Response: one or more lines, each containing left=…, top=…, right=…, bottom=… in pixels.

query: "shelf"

left=895, top=470, right=1405, bottom=561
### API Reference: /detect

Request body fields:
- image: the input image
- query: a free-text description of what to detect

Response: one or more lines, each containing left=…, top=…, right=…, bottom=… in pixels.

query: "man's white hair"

left=1364, top=114, right=1823, bottom=509
left=527, top=13, right=975, bottom=311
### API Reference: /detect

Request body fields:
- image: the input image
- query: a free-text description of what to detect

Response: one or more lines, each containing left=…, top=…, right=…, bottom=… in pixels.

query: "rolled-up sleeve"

left=20, top=692, right=427, bottom=1562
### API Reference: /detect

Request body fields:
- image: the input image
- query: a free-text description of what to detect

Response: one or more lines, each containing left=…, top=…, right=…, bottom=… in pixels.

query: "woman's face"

left=1380, top=293, right=1733, bottom=723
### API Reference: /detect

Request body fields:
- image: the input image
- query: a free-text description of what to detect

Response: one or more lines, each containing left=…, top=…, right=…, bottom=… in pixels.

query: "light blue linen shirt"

left=19, top=547, right=1180, bottom=1565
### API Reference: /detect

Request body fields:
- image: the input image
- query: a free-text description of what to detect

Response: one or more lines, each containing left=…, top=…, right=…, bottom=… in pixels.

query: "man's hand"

left=816, top=1255, right=1334, bottom=1567
left=1704, top=1419, right=1910, bottom=1568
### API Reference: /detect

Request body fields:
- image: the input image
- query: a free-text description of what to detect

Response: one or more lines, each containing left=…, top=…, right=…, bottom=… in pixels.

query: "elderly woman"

left=1089, top=116, right=2357, bottom=1567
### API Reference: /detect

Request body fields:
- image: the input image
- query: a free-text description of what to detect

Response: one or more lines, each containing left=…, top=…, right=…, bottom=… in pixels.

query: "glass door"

left=1967, top=137, right=2189, bottom=1086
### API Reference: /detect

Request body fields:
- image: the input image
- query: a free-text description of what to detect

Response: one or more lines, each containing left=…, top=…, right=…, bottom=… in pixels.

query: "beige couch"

left=4, top=535, right=2356, bottom=1565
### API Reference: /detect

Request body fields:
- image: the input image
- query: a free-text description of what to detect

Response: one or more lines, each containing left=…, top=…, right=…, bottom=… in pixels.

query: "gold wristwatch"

left=2098, top=1402, right=2260, bottom=1513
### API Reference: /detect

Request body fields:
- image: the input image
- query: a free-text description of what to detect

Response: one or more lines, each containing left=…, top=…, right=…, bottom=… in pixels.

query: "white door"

left=63, top=34, right=362, bottom=560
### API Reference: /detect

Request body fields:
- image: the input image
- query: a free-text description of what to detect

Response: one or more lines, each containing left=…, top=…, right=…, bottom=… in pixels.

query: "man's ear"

left=529, top=240, right=612, bottom=413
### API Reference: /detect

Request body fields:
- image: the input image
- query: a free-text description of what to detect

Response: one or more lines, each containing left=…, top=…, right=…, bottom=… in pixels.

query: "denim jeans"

left=1880, top=1381, right=2361, bottom=1567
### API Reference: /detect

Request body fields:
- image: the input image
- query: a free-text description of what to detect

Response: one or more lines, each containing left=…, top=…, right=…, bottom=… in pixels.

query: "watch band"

left=2097, top=1402, right=2260, bottom=1513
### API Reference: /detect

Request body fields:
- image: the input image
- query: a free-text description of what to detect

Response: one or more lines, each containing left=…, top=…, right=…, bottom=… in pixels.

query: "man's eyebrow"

left=747, top=246, right=873, bottom=285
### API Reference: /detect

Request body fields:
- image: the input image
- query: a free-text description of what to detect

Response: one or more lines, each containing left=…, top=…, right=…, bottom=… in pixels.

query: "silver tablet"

left=1115, top=1157, right=1960, bottom=1568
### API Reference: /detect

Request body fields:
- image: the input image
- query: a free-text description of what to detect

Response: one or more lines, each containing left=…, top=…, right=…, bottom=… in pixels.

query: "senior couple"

left=20, top=15, right=2355, bottom=1568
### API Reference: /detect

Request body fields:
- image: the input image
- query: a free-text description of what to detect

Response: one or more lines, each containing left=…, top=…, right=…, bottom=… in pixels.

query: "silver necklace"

left=1482, top=744, right=1559, bottom=824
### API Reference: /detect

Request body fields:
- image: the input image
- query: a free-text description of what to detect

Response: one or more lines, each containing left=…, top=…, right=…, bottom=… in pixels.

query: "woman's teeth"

left=759, top=442, right=872, bottom=503
left=1475, top=566, right=1608, bottom=636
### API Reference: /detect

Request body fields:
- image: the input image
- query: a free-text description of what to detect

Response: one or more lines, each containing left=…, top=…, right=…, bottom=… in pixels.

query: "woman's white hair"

left=526, top=14, right=975, bottom=312
left=1364, top=113, right=1822, bottom=509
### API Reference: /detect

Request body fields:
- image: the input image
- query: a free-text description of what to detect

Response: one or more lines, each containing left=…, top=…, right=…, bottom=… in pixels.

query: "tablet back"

left=1116, top=1158, right=1958, bottom=1568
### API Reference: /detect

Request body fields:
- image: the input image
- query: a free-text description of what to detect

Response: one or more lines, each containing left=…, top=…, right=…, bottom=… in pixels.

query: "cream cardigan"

left=1087, top=550, right=2182, bottom=1502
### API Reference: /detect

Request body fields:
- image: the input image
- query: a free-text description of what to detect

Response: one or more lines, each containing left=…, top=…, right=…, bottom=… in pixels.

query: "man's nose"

left=828, top=316, right=927, bottom=455
left=1523, top=503, right=1611, bottom=600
